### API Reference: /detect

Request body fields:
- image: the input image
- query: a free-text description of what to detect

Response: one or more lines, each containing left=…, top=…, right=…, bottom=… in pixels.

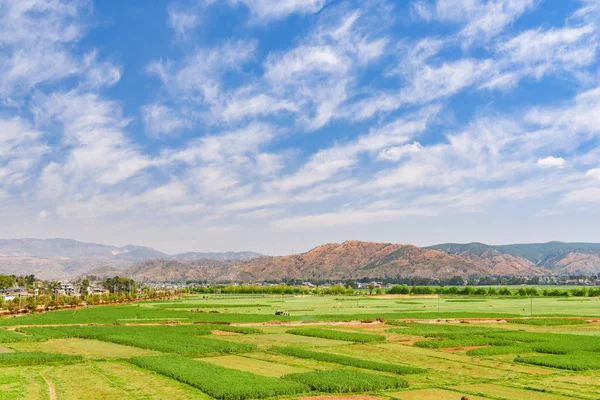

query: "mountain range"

left=0, top=238, right=260, bottom=279
left=1, top=238, right=599, bottom=281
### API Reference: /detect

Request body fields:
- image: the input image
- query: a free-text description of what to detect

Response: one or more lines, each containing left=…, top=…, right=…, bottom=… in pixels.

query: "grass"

left=150, top=303, right=271, bottom=309
left=270, top=346, right=424, bottom=374
left=286, top=328, right=386, bottom=343
left=515, top=353, right=600, bottom=370
left=19, top=325, right=257, bottom=356
left=0, top=352, right=83, bottom=366
left=130, top=354, right=310, bottom=399
left=283, top=369, right=408, bottom=393
left=0, top=329, right=38, bottom=343
left=2, top=293, right=600, bottom=398
left=507, top=318, right=589, bottom=326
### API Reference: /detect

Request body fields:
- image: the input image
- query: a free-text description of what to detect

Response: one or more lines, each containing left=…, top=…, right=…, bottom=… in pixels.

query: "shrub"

left=283, top=370, right=408, bottom=393
left=131, top=355, right=309, bottom=399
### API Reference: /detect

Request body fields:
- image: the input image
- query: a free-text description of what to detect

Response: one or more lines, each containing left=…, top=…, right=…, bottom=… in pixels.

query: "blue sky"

left=1, top=0, right=600, bottom=254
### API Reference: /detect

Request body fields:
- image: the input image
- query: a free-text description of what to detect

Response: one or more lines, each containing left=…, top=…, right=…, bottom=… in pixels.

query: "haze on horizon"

left=1, top=0, right=599, bottom=255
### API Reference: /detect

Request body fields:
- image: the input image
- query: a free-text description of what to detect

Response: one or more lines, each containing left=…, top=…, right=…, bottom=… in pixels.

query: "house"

left=87, top=286, right=109, bottom=295
left=1, top=287, right=38, bottom=301
left=54, top=282, right=78, bottom=297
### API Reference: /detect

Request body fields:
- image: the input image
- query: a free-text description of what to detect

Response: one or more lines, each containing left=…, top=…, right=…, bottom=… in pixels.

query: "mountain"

left=172, top=251, right=262, bottom=261
left=115, top=240, right=552, bottom=283
left=427, top=242, right=600, bottom=275
left=3, top=238, right=599, bottom=281
left=119, top=259, right=242, bottom=282
left=0, top=238, right=261, bottom=279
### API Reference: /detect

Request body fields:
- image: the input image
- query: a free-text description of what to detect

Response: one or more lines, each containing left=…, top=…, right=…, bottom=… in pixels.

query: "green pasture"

left=0, top=292, right=600, bottom=399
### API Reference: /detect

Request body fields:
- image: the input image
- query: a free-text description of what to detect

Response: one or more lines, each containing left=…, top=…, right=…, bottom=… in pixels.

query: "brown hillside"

left=238, top=240, right=494, bottom=280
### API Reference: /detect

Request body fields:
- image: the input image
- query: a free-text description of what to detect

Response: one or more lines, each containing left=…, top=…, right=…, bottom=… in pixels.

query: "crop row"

left=270, top=346, right=424, bottom=374
left=516, top=352, right=600, bottom=371
left=283, top=370, right=408, bottom=393
left=389, top=322, right=600, bottom=370
left=19, top=325, right=256, bottom=356
left=130, top=354, right=309, bottom=400
left=0, top=352, right=83, bottom=366
left=286, top=328, right=386, bottom=343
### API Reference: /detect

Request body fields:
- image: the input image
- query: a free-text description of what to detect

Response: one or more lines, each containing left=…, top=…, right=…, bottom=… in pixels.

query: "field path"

left=40, top=371, right=56, bottom=400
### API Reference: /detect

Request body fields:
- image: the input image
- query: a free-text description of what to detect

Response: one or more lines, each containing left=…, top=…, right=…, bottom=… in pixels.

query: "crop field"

left=1, top=291, right=600, bottom=399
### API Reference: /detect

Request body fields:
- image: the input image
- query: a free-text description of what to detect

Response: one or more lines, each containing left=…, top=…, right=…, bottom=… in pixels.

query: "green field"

left=1, top=292, right=599, bottom=399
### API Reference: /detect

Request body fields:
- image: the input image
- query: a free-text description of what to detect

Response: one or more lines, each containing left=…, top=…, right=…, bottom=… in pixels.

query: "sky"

left=1, top=0, right=600, bottom=255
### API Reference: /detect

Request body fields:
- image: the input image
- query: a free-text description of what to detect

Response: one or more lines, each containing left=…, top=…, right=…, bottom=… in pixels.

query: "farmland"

left=1, top=291, right=600, bottom=399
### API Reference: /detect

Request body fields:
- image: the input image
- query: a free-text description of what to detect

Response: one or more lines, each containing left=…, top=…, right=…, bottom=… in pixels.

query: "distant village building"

left=54, top=282, right=78, bottom=297
left=1, top=287, right=38, bottom=301
left=87, top=286, right=109, bottom=295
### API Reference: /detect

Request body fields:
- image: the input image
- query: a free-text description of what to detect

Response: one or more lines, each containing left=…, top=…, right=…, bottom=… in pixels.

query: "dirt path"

left=40, top=371, right=56, bottom=400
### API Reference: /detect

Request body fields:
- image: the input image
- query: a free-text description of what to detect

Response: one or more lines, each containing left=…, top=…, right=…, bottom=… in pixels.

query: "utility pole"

left=530, top=296, right=533, bottom=316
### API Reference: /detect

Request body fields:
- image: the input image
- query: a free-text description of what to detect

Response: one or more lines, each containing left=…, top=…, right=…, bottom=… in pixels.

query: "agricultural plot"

left=286, top=328, right=386, bottom=343
left=284, top=369, right=408, bottom=393
left=0, top=292, right=600, bottom=399
left=19, top=325, right=257, bottom=356
left=131, top=354, right=310, bottom=399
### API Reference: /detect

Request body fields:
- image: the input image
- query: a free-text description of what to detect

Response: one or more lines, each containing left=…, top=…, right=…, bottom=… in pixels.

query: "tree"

left=81, top=278, right=90, bottom=295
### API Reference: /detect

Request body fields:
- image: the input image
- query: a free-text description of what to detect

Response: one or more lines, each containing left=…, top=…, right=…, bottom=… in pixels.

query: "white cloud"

left=533, top=209, right=564, bottom=218
left=0, top=117, right=47, bottom=189
left=378, top=142, right=423, bottom=161
left=168, top=6, right=199, bottom=38
left=537, top=156, right=566, bottom=168
left=38, top=210, right=49, bottom=219
left=272, top=207, right=435, bottom=229
left=560, top=187, right=600, bottom=205
left=412, top=0, right=538, bottom=44
left=142, top=103, right=188, bottom=137
left=228, top=0, right=326, bottom=21
left=588, top=168, right=600, bottom=180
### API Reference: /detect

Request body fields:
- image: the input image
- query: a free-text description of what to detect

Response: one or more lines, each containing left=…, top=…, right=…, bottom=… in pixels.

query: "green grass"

left=286, top=328, right=386, bottom=343
left=466, top=345, right=530, bottom=356
left=516, top=352, right=600, bottom=371
left=270, top=346, right=424, bottom=374
left=283, top=369, right=408, bottom=393
left=18, top=325, right=256, bottom=356
left=507, top=318, right=589, bottom=326
left=414, top=337, right=512, bottom=349
left=130, top=354, right=310, bottom=399
left=0, top=352, right=83, bottom=366
left=150, top=303, right=271, bottom=309
left=0, top=329, right=38, bottom=343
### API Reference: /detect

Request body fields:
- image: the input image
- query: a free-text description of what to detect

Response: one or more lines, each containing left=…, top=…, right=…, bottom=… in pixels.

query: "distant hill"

left=3, top=238, right=599, bottom=281
left=117, top=240, right=547, bottom=283
left=235, top=240, right=545, bottom=282
left=172, top=251, right=262, bottom=261
left=427, top=242, right=600, bottom=275
left=0, top=238, right=261, bottom=279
